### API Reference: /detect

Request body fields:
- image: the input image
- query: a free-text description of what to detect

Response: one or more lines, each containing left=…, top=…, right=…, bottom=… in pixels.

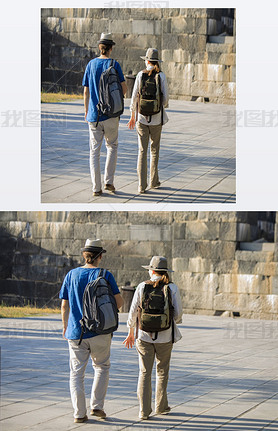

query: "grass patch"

left=0, top=304, right=61, bottom=318
left=41, top=92, right=83, bottom=104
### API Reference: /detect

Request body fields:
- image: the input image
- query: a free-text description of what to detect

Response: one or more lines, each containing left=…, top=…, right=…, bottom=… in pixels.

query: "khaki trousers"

left=88, top=117, right=119, bottom=192
left=136, top=339, right=173, bottom=417
left=68, top=334, right=111, bottom=419
left=136, top=122, right=162, bottom=192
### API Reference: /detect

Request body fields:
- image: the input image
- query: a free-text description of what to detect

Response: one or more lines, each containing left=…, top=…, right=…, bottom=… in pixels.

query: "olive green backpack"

left=136, top=281, right=174, bottom=342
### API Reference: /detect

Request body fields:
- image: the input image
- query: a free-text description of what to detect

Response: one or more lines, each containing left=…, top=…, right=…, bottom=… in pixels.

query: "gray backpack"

left=96, top=59, right=124, bottom=126
left=78, top=268, right=118, bottom=345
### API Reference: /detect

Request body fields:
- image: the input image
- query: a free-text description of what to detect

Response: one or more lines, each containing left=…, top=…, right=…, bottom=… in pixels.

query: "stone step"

left=235, top=250, right=275, bottom=263
left=239, top=242, right=275, bottom=252
left=208, top=35, right=234, bottom=44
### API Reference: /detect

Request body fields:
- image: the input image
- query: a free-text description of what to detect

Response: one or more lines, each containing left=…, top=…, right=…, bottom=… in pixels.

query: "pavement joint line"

left=163, top=382, right=278, bottom=431
left=190, top=169, right=236, bottom=203
left=211, top=393, right=278, bottom=431
left=158, top=163, right=236, bottom=203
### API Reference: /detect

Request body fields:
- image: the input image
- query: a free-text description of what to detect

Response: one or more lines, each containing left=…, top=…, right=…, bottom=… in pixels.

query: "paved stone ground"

left=1, top=313, right=278, bottom=431
left=41, top=99, right=236, bottom=204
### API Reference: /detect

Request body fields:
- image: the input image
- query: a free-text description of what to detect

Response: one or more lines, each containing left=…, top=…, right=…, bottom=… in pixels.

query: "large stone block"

left=129, top=225, right=171, bottom=242
left=172, top=240, right=197, bottom=259
left=235, top=250, right=274, bottom=263
left=74, top=223, right=98, bottom=240
left=31, top=222, right=74, bottom=239
left=219, top=53, right=236, bottom=66
left=174, top=212, right=199, bottom=222
left=7, top=221, right=31, bottom=239
left=161, top=34, right=179, bottom=50
left=172, top=257, right=190, bottom=272
left=219, top=274, right=270, bottom=295
left=110, top=19, right=132, bottom=34
left=128, top=212, right=172, bottom=225
left=180, top=9, right=207, bottom=18
left=132, top=20, right=155, bottom=35
left=171, top=16, right=195, bottom=34
left=185, top=221, right=220, bottom=240
left=219, top=222, right=237, bottom=241
left=188, top=257, right=214, bottom=273
left=0, top=212, right=17, bottom=222
left=88, top=211, right=128, bottom=224
left=196, top=240, right=236, bottom=260
left=123, top=256, right=150, bottom=271
left=195, top=18, right=207, bottom=34
left=188, top=35, right=207, bottom=53
left=40, top=239, right=82, bottom=256
left=96, top=225, right=130, bottom=241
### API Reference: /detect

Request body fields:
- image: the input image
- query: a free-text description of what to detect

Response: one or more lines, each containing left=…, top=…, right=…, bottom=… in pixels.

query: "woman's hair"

left=152, top=270, right=170, bottom=287
left=99, top=43, right=112, bottom=56
left=145, top=61, right=160, bottom=76
left=83, top=251, right=102, bottom=265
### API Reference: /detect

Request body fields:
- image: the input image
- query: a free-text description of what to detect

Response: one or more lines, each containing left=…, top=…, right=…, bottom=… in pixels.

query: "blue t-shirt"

left=82, top=57, right=125, bottom=123
left=59, top=267, right=120, bottom=340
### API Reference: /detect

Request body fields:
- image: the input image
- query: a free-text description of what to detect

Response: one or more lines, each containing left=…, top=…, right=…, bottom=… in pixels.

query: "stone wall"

left=41, top=8, right=236, bottom=104
left=1, top=211, right=277, bottom=319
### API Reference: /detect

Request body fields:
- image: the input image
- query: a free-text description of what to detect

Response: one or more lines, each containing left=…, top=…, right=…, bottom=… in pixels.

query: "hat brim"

left=81, top=247, right=107, bottom=253
left=98, top=39, right=115, bottom=46
left=140, top=56, right=163, bottom=62
left=142, top=265, right=174, bottom=272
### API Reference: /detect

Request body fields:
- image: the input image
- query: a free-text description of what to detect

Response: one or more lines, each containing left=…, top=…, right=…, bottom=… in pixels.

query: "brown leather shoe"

left=104, top=184, right=116, bottom=193
left=74, top=415, right=88, bottom=423
left=156, top=406, right=171, bottom=415
left=93, top=190, right=103, bottom=197
left=90, top=409, right=106, bottom=419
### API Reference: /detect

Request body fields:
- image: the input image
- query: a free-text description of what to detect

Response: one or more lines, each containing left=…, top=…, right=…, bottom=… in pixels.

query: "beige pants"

left=88, top=117, right=119, bottom=192
left=68, top=334, right=112, bottom=419
left=136, top=122, right=162, bottom=192
left=136, top=339, right=173, bottom=417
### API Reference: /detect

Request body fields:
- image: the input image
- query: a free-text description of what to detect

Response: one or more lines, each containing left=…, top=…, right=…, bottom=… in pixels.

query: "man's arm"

left=114, top=293, right=124, bottom=310
left=84, top=86, right=90, bottom=121
left=121, top=81, right=127, bottom=97
left=61, top=299, right=70, bottom=338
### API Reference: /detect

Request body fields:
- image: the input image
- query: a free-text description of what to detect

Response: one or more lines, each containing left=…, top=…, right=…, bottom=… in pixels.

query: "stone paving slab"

left=41, top=99, right=236, bottom=205
left=1, top=313, right=278, bottom=430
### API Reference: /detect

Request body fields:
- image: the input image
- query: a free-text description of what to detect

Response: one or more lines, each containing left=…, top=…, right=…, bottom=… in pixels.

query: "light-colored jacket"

left=127, top=281, right=183, bottom=343
left=130, top=70, right=169, bottom=126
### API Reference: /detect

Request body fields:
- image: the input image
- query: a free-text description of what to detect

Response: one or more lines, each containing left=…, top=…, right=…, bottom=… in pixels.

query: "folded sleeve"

left=170, top=284, right=183, bottom=324
left=130, top=72, right=141, bottom=112
left=59, top=273, right=69, bottom=300
left=126, top=282, right=144, bottom=328
left=82, top=63, right=90, bottom=87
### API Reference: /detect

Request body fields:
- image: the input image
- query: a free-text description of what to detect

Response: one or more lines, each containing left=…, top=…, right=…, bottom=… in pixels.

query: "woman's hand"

left=123, top=329, right=135, bottom=348
left=127, top=112, right=136, bottom=130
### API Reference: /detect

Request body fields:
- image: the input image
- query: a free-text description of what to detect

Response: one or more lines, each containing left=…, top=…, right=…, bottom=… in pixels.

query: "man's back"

left=60, top=266, right=119, bottom=339
left=83, top=58, right=125, bottom=123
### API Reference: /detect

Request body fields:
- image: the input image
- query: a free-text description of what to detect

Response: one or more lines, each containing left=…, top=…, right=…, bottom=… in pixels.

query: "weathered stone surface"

left=1, top=211, right=277, bottom=319
left=41, top=8, right=236, bottom=103
left=185, top=221, right=220, bottom=240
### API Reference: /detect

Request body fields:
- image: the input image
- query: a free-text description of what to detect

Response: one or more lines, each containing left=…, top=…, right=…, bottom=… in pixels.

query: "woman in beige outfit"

left=127, top=48, right=169, bottom=194
left=123, top=256, right=182, bottom=420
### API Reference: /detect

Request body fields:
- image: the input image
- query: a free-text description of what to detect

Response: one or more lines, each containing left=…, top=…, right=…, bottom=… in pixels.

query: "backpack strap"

left=78, top=322, right=85, bottom=346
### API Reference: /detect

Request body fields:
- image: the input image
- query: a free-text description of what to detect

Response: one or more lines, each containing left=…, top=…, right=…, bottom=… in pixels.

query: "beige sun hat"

left=142, top=256, right=173, bottom=272
left=97, top=32, right=116, bottom=46
left=81, top=239, right=106, bottom=254
left=140, top=48, right=163, bottom=62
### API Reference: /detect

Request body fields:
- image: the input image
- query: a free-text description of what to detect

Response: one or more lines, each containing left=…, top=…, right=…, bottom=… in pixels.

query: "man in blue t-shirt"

left=60, top=239, right=124, bottom=423
left=83, top=33, right=127, bottom=197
